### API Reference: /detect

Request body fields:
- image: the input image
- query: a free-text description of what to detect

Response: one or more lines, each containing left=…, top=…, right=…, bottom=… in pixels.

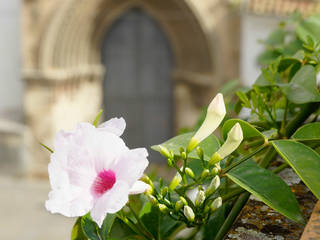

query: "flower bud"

left=181, top=151, right=187, bottom=160
left=217, top=123, right=243, bottom=159
left=200, top=169, right=210, bottom=180
left=167, top=158, right=173, bottom=167
left=184, top=206, right=195, bottom=222
left=159, top=145, right=173, bottom=159
left=211, top=197, right=222, bottom=211
left=211, top=167, right=219, bottom=176
left=185, top=167, right=195, bottom=179
left=161, top=187, right=168, bottom=197
left=141, top=175, right=153, bottom=187
left=179, top=147, right=185, bottom=154
left=209, top=152, right=223, bottom=167
left=187, top=93, right=226, bottom=152
left=206, top=176, right=220, bottom=197
left=180, top=196, right=188, bottom=206
left=204, top=205, right=211, bottom=214
left=169, top=174, right=182, bottom=192
left=196, top=146, right=204, bottom=160
left=195, top=190, right=206, bottom=207
left=147, top=195, right=158, bottom=205
left=175, top=200, right=184, bottom=211
left=159, top=204, right=168, bottom=213
left=164, top=198, right=171, bottom=206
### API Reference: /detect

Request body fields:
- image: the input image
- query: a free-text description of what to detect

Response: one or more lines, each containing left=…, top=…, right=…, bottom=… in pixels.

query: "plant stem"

left=214, top=192, right=250, bottom=240
left=273, top=163, right=289, bottom=174
left=222, top=144, right=267, bottom=173
left=221, top=188, right=245, bottom=202
left=286, top=102, right=320, bottom=137
left=280, top=98, right=288, bottom=137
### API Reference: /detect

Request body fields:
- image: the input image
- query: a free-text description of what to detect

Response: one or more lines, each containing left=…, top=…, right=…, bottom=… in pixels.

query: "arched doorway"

left=101, top=8, right=174, bottom=162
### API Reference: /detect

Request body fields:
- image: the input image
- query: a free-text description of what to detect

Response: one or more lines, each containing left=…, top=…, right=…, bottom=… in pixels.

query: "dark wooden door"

left=102, top=8, right=173, bottom=162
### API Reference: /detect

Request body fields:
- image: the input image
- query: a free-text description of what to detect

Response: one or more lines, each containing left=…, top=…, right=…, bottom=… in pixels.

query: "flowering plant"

left=44, top=14, right=320, bottom=240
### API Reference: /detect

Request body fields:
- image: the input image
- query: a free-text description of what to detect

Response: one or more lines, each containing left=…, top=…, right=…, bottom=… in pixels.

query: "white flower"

left=45, top=118, right=149, bottom=227
left=187, top=93, right=226, bottom=152
left=218, top=123, right=243, bottom=158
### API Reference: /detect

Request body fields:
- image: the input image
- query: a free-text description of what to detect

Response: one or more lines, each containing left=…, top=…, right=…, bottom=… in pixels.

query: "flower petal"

left=45, top=187, right=93, bottom=218
left=98, top=117, right=126, bottom=136
left=91, top=181, right=129, bottom=227
left=129, top=181, right=150, bottom=194
left=112, top=148, right=149, bottom=187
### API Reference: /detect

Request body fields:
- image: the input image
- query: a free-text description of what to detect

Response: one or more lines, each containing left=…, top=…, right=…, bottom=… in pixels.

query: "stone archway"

left=23, top=0, right=238, bottom=175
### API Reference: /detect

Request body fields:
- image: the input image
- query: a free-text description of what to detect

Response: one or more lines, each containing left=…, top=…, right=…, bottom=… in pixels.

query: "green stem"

left=214, top=192, right=251, bottom=240
left=222, top=144, right=267, bottom=174
left=221, top=188, right=246, bottom=202
left=280, top=98, right=288, bottom=137
left=286, top=102, right=320, bottom=137
left=273, top=163, right=288, bottom=174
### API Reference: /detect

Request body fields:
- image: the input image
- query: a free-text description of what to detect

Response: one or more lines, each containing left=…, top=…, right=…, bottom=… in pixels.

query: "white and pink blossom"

left=45, top=118, right=149, bottom=227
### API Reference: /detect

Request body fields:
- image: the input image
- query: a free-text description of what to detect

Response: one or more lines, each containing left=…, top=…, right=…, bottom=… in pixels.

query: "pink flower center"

left=92, top=169, right=116, bottom=196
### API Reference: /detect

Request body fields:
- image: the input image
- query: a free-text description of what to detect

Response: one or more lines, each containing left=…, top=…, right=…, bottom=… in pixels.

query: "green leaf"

left=109, top=218, right=140, bottom=240
left=279, top=65, right=320, bottom=104
left=71, top=217, right=87, bottom=240
left=271, top=140, right=320, bottom=200
left=222, top=119, right=265, bottom=140
left=99, top=214, right=116, bottom=240
left=237, top=91, right=251, bottom=108
left=204, top=203, right=232, bottom=239
left=296, top=15, right=320, bottom=43
left=81, top=214, right=100, bottom=240
left=278, top=57, right=301, bottom=72
left=292, top=122, right=320, bottom=141
left=226, top=160, right=304, bottom=224
left=140, top=203, right=160, bottom=239
left=93, top=110, right=103, bottom=127
left=151, top=132, right=220, bottom=161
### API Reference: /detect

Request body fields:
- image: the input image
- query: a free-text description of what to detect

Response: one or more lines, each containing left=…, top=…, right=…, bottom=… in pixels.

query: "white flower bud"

left=184, top=206, right=195, bottom=222
left=216, top=123, right=243, bottom=159
left=206, top=175, right=220, bottom=197
left=211, top=197, right=222, bottom=211
left=169, top=174, right=182, bottom=192
left=187, top=93, right=226, bottom=152
left=195, top=190, right=206, bottom=207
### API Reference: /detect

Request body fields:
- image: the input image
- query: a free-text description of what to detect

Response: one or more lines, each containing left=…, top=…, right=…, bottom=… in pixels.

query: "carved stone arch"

left=24, top=0, right=237, bottom=175
left=38, top=0, right=214, bottom=78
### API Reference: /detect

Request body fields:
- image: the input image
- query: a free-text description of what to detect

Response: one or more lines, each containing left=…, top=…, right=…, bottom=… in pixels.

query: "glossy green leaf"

left=292, top=122, right=320, bottom=141
left=272, top=140, right=320, bottom=199
left=226, top=161, right=304, bottom=224
left=109, top=218, right=140, bottom=240
left=151, top=132, right=220, bottom=161
left=71, top=217, right=87, bottom=240
left=204, top=203, right=232, bottom=239
left=140, top=203, right=160, bottom=239
left=99, top=214, right=116, bottom=240
left=279, top=65, right=320, bottom=104
left=81, top=214, right=100, bottom=240
left=222, top=119, right=265, bottom=140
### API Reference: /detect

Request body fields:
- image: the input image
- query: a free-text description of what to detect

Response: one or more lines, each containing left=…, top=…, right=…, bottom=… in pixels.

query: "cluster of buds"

left=143, top=93, right=243, bottom=227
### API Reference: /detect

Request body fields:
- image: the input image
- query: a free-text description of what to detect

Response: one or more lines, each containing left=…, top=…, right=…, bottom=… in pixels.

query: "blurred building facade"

left=20, top=0, right=240, bottom=176
left=1, top=0, right=318, bottom=177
